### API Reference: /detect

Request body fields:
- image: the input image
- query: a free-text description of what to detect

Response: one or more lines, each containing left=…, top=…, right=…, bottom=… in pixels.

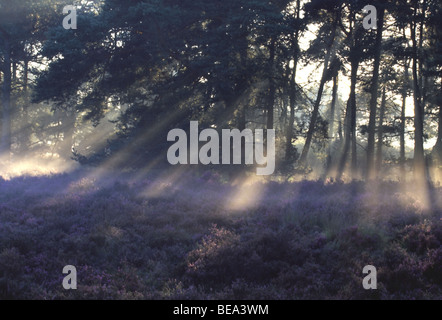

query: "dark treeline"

left=0, top=0, right=441, bottom=181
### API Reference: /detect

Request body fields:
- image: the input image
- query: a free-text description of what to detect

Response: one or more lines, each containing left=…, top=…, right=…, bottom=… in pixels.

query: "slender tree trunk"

left=410, top=7, right=426, bottom=180
left=376, top=86, right=387, bottom=172
left=434, top=102, right=442, bottom=158
left=338, top=113, right=343, bottom=141
left=12, top=61, right=17, bottom=87
left=418, top=0, right=427, bottom=109
left=285, top=0, right=301, bottom=162
left=266, top=38, right=276, bottom=131
left=337, top=99, right=352, bottom=180
left=1, top=38, right=12, bottom=157
left=366, top=7, right=385, bottom=180
left=58, top=107, right=76, bottom=158
left=324, top=74, right=339, bottom=178
left=21, top=58, right=31, bottom=153
left=298, top=12, right=338, bottom=166
left=350, top=59, right=359, bottom=177
left=329, top=74, right=338, bottom=139
left=286, top=72, right=297, bottom=161
left=400, top=59, right=410, bottom=177
left=337, top=18, right=360, bottom=180
left=337, top=60, right=359, bottom=181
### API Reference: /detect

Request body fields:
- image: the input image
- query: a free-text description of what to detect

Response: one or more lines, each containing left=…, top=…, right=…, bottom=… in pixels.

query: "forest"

left=0, top=0, right=441, bottom=300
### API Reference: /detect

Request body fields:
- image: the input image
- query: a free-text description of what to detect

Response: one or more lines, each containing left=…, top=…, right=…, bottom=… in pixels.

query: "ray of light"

left=224, top=174, right=266, bottom=211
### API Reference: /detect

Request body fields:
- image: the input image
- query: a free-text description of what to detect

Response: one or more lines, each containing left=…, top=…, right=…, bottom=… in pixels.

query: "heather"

left=0, top=169, right=440, bottom=300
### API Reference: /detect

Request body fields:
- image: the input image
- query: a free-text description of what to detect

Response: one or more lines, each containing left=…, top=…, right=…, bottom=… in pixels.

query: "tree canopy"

left=0, top=0, right=441, bottom=182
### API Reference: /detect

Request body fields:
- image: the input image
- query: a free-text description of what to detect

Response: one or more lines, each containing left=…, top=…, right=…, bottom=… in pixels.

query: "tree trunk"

left=376, top=86, right=387, bottom=172
left=20, top=58, right=31, bottom=153
left=434, top=102, right=442, bottom=159
left=337, top=23, right=360, bottom=180
left=400, top=59, right=410, bottom=177
left=366, top=7, right=385, bottom=180
left=329, top=74, right=338, bottom=139
left=410, top=7, right=426, bottom=181
left=298, top=12, right=339, bottom=166
left=285, top=71, right=297, bottom=161
left=323, top=74, right=339, bottom=178
left=323, top=74, right=341, bottom=179
left=58, top=107, right=76, bottom=158
left=1, top=38, right=12, bottom=157
left=12, top=61, right=17, bottom=87
left=337, top=98, right=352, bottom=180
left=285, top=0, right=301, bottom=162
left=266, top=38, right=276, bottom=131
left=418, top=0, right=427, bottom=111
left=350, top=59, right=359, bottom=177
left=338, top=113, right=343, bottom=141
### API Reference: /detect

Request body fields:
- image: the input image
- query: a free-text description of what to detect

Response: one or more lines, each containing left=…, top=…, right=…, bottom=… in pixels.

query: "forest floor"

left=0, top=168, right=441, bottom=299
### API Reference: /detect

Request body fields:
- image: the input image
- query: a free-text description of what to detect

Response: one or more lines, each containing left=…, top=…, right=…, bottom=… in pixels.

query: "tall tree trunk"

left=58, top=107, right=76, bottom=158
left=434, top=100, right=442, bottom=159
left=337, top=60, right=359, bottom=181
left=324, top=74, right=339, bottom=178
left=376, top=86, right=387, bottom=172
left=285, top=0, right=300, bottom=162
left=410, top=5, right=426, bottom=181
left=400, top=59, right=410, bottom=177
left=266, top=38, right=276, bottom=131
left=329, top=74, right=338, bottom=139
left=1, top=38, right=12, bottom=157
left=366, top=7, right=385, bottom=180
left=21, top=58, right=31, bottom=153
left=337, top=17, right=360, bottom=180
left=350, top=59, right=359, bottom=177
left=338, top=112, right=343, bottom=141
left=298, top=12, right=338, bottom=166
left=286, top=68, right=297, bottom=161
left=418, top=0, right=427, bottom=110
left=337, top=98, right=352, bottom=180
left=12, top=61, right=17, bottom=87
